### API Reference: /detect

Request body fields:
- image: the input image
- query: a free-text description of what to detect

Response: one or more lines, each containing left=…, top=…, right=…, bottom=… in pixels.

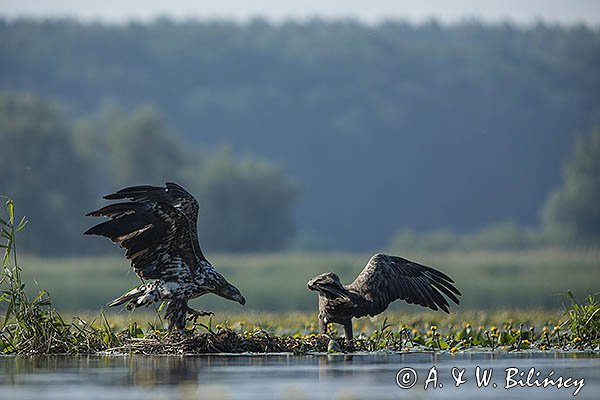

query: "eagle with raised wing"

left=85, top=182, right=245, bottom=332
left=307, top=253, right=461, bottom=341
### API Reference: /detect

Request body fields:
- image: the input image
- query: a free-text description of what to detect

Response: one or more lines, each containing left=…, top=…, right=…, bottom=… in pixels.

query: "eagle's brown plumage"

left=85, top=182, right=245, bottom=331
left=307, top=253, right=461, bottom=341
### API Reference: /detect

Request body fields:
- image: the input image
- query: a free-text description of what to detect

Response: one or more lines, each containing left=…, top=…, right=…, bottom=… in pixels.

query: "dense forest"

left=1, top=18, right=599, bottom=254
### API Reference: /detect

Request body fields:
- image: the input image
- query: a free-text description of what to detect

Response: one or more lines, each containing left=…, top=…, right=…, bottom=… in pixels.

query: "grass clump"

left=0, top=197, right=63, bottom=354
left=563, top=290, right=600, bottom=347
left=0, top=198, right=117, bottom=354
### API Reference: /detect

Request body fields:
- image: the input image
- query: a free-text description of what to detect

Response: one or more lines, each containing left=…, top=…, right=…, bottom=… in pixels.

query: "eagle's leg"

left=343, top=320, right=354, bottom=349
left=185, top=305, right=214, bottom=323
left=319, top=315, right=327, bottom=334
left=165, top=299, right=188, bottom=333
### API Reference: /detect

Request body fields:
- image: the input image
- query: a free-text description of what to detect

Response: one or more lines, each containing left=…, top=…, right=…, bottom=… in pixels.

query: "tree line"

left=1, top=19, right=599, bottom=252
left=2, top=92, right=598, bottom=256
left=0, top=93, right=298, bottom=255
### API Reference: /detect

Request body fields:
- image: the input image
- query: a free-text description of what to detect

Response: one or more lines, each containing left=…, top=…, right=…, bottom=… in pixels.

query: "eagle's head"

left=222, top=283, right=246, bottom=306
left=212, top=273, right=246, bottom=306
left=307, top=272, right=347, bottom=299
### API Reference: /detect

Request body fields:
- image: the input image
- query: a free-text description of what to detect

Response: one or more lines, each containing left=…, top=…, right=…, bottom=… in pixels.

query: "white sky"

left=0, top=0, right=599, bottom=26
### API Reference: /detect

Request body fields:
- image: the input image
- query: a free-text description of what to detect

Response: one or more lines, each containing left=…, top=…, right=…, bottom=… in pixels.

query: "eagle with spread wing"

left=85, top=182, right=245, bottom=331
left=307, top=253, right=461, bottom=341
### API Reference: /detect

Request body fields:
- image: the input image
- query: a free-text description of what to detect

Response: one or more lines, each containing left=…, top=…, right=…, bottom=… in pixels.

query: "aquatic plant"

left=563, top=290, right=599, bottom=347
left=0, top=198, right=115, bottom=354
left=1, top=198, right=67, bottom=353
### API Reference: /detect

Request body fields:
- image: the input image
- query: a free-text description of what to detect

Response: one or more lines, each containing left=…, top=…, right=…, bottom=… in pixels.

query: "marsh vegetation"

left=1, top=199, right=598, bottom=355
left=1, top=223, right=597, bottom=355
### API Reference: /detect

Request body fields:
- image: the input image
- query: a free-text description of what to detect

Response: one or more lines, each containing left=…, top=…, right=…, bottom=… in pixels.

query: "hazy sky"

left=0, top=0, right=599, bottom=26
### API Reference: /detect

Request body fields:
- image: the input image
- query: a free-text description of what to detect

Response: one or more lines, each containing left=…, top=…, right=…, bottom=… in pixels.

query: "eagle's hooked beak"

left=226, top=289, right=245, bottom=306
left=307, top=274, right=348, bottom=299
left=236, top=294, right=246, bottom=306
left=219, top=280, right=246, bottom=306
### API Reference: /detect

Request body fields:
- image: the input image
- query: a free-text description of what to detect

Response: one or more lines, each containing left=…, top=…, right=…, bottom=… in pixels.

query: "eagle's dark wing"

left=103, top=182, right=199, bottom=224
left=347, top=254, right=461, bottom=317
left=101, top=182, right=205, bottom=262
left=84, top=183, right=205, bottom=280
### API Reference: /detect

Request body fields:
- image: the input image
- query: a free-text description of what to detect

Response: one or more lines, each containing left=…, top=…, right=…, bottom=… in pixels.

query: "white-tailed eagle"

left=85, top=182, right=245, bottom=331
left=307, top=253, right=461, bottom=341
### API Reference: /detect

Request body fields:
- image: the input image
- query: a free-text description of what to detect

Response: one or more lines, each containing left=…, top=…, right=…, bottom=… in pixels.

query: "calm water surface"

left=0, top=352, right=598, bottom=399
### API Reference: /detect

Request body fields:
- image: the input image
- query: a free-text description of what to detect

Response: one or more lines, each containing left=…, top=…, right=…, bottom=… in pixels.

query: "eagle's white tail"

left=107, top=285, right=146, bottom=308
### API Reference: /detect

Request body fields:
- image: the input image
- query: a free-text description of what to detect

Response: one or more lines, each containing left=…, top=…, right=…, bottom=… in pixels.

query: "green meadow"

left=20, top=249, right=599, bottom=313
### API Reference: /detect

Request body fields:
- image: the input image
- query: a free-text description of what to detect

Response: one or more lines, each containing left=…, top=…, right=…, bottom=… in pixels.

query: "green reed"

left=0, top=198, right=115, bottom=354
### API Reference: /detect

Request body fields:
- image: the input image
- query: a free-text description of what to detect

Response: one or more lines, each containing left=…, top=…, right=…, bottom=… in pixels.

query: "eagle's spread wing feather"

left=347, top=254, right=461, bottom=317
left=103, top=182, right=199, bottom=224
left=85, top=183, right=204, bottom=280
